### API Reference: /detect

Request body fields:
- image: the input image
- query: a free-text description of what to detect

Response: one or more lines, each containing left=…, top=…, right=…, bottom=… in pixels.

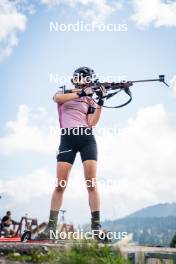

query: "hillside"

left=126, top=203, right=176, bottom=218
left=101, top=203, right=176, bottom=246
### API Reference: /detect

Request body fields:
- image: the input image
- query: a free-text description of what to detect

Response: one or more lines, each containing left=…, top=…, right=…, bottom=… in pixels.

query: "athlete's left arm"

left=87, top=106, right=102, bottom=127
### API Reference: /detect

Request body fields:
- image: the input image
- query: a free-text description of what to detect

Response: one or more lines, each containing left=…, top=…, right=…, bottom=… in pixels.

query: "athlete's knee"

left=55, top=179, right=67, bottom=192
left=86, top=178, right=97, bottom=192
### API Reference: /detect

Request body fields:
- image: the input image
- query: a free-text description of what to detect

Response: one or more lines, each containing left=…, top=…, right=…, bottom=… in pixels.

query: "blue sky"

left=0, top=0, right=176, bottom=226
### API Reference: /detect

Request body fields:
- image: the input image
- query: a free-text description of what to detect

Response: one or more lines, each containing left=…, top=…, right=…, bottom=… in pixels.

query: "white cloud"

left=41, top=0, right=122, bottom=22
left=0, top=0, right=36, bottom=61
left=0, top=168, right=54, bottom=203
left=0, top=104, right=58, bottom=155
left=170, top=75, right=176, bottom=97
left=0, top=0, right=27, bottom=61
left=131, top=0, right=176, bottom=28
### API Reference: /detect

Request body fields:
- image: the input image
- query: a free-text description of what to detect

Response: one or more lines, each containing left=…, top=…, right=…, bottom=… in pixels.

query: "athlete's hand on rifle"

left=95, top=85, right=107, bottom=98
left=95, top=85, right=107, bottom=107
left=77, top=87, right=94, bottom=97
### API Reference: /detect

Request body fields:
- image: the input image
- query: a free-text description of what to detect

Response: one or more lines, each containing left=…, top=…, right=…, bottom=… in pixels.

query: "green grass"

left=7, top=241, right=131, bottom=264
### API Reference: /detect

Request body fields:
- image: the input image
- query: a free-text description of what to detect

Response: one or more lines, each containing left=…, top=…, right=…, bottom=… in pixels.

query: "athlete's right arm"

left=53, top=91, right=79, bottom=104
left=53, top=87, right=93, bottom=104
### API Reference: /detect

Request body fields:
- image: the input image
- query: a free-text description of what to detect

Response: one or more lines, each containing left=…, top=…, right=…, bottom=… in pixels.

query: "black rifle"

left=60, top=75, right=169, bottom=108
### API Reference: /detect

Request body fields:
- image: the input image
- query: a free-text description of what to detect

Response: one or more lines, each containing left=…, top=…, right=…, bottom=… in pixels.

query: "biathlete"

left=37, top=67, right=106, bottom=240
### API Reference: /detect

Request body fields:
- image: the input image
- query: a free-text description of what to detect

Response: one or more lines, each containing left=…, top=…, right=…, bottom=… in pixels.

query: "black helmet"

left=73, top=67, right=95, bottom=78
left=6, top=211, right=11, bottom=215
left=71, top=67, right=96, bottom=86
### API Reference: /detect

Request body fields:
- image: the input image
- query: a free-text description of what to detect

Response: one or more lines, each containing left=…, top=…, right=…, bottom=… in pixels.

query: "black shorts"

left=56, top=127, right=98, bottom=164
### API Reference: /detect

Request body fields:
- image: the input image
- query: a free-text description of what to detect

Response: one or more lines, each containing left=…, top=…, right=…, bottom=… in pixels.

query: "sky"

left=0, top=0, right=176, bottom=227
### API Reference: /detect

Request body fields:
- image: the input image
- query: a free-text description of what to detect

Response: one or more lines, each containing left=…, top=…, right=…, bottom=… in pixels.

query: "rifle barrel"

left=131, top=75, right=169, bottom=87
left=132, top=78, right=161, bottom=83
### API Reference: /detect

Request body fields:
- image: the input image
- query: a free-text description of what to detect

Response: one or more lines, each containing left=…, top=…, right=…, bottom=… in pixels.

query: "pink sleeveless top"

left=56, top=92, right=97, bottom=128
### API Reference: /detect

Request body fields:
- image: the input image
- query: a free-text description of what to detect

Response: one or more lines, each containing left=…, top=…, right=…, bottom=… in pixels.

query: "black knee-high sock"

left=91, top=211, right=101, bottom=229
left=47, top=210, right=59, bottom=230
